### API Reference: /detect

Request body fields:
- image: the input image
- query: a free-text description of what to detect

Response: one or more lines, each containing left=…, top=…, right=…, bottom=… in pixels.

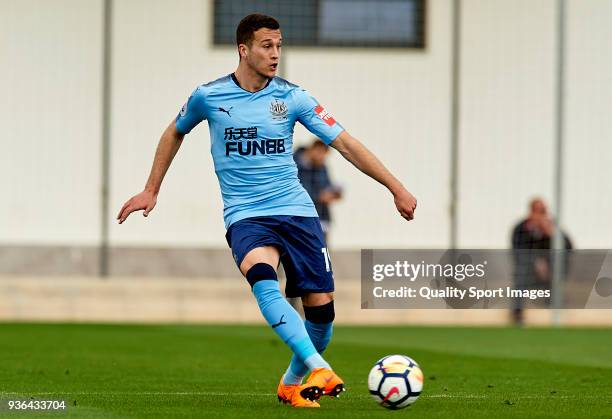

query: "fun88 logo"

left=224, top=127, right=286, bottom=156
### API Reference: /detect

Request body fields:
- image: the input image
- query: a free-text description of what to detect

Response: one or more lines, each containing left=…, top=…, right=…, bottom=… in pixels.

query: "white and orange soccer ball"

left=367, top=354, right=424, bottom=410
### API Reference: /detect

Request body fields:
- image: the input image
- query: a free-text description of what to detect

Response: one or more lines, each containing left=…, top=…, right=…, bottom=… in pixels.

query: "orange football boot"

left=277, top=377, right=320, bottom=408
left=301, top=368, right=346, bottom=400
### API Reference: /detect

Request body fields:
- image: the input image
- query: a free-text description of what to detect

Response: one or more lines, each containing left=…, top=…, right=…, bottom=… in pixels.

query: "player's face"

left=244, top=28, right=282, bottom=79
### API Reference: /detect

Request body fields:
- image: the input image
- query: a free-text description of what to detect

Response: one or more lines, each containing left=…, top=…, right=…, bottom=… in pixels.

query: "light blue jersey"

left=175, top=74, right=344, bottom=228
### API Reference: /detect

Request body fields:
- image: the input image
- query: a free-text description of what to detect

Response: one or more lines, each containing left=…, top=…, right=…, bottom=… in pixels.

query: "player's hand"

left=393, top=188, right=417, bottom=221
left=117, top=190, right=157, bottom=224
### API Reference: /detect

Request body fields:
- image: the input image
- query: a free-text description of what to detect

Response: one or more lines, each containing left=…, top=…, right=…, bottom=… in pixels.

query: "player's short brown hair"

left=236, top=13, right=280, bottom=47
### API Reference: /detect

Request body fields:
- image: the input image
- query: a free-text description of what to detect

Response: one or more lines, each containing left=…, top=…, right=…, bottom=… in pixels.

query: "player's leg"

left=240, top=246, right=330, bottom=406
left=276, top=216, right=344, bottom=399
left=302, top=292, right=334, bottom=355
left=283, top=292, right=334, bottom=385
left=289, top=292, right=344, bottom=398
left=240, top=246, right=331, bottom=374
left=239, top=245, right=279, bottom=273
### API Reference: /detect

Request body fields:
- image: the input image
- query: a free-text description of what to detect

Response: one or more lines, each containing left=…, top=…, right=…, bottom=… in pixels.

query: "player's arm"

left=117, top=120, right=184, bottom=224
left=331, top=130, right=417, bottom=221
left=117, top=86, right=207, bottom=224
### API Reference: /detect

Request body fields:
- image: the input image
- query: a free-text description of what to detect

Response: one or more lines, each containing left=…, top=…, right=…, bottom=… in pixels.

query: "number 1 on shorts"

left=321, top=247, right=331, bottom=272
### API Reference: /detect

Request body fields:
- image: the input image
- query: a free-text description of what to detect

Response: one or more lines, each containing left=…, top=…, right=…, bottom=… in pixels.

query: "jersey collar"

left=231, top=73, right=272, bottom=93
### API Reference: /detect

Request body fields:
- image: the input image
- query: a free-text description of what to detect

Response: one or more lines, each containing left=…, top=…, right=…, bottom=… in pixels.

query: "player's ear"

left=238, top=44, right=248, bottom=60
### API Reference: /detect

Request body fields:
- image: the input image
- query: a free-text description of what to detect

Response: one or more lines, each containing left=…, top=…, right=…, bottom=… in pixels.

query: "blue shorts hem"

left=235, top=242, right=283, bottom=269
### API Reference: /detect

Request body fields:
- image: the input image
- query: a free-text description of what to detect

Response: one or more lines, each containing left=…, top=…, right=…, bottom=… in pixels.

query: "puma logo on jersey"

left=218, top=106, right=233, bottom=117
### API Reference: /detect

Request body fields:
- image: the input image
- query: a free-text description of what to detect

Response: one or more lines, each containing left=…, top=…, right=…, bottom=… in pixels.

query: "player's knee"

left=304, top=300, right=335, bottom=324
left=246, top=263, right=277, bottom=287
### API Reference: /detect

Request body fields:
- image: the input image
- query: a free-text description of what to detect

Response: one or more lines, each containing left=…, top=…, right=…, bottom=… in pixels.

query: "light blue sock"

left=283, top=320, right=333, bottom=385
left=252, top=280, right=330, bottom=374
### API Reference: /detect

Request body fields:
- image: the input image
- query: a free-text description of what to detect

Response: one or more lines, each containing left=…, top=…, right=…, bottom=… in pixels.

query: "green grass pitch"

left=0, top=323, right=610, bottom=418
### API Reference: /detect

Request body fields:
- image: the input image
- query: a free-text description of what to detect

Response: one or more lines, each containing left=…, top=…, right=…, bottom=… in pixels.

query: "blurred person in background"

left=511, top=198, right=573, bottom=325
left=294, top=139, right=343, bottom=242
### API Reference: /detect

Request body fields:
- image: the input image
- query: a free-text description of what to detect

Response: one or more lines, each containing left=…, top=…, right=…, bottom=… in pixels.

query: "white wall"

left=458, top=0, right=557, bottom=248
left=1, top=0, right=611, bottom=250
left=0, top=0, right=103, bottom=244
left=563, top=0, right=612, bottom=248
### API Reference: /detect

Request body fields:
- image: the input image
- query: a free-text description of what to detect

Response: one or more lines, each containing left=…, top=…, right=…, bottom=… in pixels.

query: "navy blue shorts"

left=225, top=215, right=334, bottom=298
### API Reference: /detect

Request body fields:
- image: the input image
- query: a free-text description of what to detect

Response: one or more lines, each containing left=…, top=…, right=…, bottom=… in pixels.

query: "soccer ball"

left=367, top=354, right=424, bottom=410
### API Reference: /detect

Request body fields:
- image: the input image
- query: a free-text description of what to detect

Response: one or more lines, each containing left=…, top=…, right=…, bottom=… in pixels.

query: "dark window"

left=213, top=0, right=426, bottom=48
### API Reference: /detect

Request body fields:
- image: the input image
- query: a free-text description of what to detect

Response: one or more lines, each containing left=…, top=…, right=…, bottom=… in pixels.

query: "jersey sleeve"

left=294, top=89, right=344, bottom=144
left=175, top=85, right=207, bottom=135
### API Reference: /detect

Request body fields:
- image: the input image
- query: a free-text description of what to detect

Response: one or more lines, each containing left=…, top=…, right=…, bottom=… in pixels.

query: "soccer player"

left=117, top=13, right=417, bottom=408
